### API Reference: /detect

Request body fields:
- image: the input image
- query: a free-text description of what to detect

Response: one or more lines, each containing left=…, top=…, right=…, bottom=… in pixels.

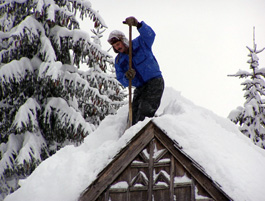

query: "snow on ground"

left=4, top=87, right=265, bottom=201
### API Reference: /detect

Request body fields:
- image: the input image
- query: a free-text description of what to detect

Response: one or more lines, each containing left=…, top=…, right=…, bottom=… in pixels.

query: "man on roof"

left=108, top=16, right=164, bottom=125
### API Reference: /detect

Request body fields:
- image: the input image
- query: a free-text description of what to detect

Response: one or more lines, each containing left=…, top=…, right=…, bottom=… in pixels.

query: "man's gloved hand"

left=125, top=68, right=136, bottom=80
left=123, top=16, right=138, bottom=27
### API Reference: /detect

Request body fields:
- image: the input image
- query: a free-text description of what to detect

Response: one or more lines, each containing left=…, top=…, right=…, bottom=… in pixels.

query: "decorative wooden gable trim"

left=79, top=121, right=232, bottom=201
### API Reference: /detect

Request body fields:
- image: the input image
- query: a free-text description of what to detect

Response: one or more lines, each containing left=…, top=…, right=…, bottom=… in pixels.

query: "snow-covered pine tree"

left=0, top=0, right=125, bottom=199
left=228, top=28, right=265, bottom=149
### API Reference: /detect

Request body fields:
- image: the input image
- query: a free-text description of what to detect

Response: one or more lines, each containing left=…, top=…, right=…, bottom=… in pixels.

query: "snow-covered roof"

left=5, top=87, right=265, bottom=201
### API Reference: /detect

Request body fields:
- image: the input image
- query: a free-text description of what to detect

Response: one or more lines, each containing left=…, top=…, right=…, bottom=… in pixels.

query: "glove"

left=123, top=16, right=139, bottom=27
left=125, top=68, right=136, bottom=80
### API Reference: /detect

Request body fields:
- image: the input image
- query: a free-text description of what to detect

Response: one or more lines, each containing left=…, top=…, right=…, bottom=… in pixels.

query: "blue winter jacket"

left=115, top=21, right=162, bottom=88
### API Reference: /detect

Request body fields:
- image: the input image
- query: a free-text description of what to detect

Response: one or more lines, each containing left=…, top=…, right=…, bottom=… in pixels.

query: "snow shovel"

left=123, top=22, right=133, bottom=128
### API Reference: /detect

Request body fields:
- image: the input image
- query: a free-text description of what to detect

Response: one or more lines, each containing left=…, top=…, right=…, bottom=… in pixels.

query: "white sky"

left=80, top=0, right=265, bottom=118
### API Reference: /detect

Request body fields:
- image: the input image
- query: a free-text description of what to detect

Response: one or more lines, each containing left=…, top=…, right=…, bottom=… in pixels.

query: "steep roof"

left=79, top=121, right=231, bottom=201
left=5, top=88, right=265, bottom=201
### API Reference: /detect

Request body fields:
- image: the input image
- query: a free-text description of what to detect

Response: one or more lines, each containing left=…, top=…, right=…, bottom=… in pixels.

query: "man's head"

left=108, top=30, right=129, bottom=54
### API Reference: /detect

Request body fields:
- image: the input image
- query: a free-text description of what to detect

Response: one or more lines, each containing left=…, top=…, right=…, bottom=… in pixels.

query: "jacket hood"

left=108, top=30, right=129, bottom=53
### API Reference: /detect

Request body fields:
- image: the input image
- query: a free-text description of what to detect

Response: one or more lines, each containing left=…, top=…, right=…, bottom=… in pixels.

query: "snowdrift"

left=4, top=87, right=265, bottom=201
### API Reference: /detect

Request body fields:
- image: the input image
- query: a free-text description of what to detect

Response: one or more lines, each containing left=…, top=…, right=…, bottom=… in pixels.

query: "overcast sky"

left=80, top=0, right=265, bottom=118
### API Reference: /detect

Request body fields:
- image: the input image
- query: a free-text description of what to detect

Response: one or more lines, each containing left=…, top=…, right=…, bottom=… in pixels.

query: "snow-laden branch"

left=86, top=6, right=107, bottom=28
left=50, top=25, right=90, bottom=49
left=0, top=131, right=47, bottom=176
left=0, top=57, right=34, bottom=83
left=67, top=0, right=107, bottom=28
left=38, top=61, right=63, bottom=79
left=0, top=15, right=44, bottom=40
left=256, top=68, right=265, bottom=76
left=63, top=70, right=115, bottom=104
left=228, top=106, right=244, bottom=123
left=16, top=131, right=47, bottom=165
left=0, top=16, right=56, bottom=63
left=0, top=134, right=23, bottom=175
left=11, top=98, right=41, bottom=133
left=228, top=69, right=252, bottom=78
left=50, top=24, right=112, bottom=67
left=40, top=35, right=57, bottom=62
left=244, top=99, right=259, bottom=118
left=247, top=53, right=259, bottom=64
left=44, top=97, right=95, bottom=135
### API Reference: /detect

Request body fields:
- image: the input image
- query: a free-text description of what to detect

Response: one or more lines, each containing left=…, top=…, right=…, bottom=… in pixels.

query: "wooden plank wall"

left=96, top=137, right=213, bottom=201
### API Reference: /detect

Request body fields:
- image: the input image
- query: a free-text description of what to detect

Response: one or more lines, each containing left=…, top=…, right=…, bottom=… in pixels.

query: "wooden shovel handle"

left=128, top=24, right=133, bottom=128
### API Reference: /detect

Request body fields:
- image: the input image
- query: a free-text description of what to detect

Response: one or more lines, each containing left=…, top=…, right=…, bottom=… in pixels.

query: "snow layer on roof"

left=5, top=87, right=265, bottom=201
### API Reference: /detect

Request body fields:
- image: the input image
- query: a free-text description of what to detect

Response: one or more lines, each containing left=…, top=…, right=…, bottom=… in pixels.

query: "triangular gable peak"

left=79, top=121, right=232, bottom=201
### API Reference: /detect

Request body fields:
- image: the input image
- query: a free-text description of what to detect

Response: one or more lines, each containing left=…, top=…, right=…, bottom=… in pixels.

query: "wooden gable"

left=79, top=121, right=232, bottom=201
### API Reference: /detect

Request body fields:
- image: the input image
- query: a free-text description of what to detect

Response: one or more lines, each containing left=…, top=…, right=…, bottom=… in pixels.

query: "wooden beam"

left=148, top=139, right=154, bottom=201
left=170, top=155, right=175, bottom=201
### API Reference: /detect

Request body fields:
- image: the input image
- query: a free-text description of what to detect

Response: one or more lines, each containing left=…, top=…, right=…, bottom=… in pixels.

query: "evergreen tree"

left=228, top=28, right=265, bottom=149
left=0, top=0, right=125, bottom=199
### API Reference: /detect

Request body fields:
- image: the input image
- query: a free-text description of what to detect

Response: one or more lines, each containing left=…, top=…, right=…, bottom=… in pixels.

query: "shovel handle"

left=128, top=24, right=133, bottom=128
left=122, top=21, right=133, bottom=128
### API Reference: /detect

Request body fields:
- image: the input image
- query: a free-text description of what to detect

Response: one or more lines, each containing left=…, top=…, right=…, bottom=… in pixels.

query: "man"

left=108, top=16, right=164, bottom=125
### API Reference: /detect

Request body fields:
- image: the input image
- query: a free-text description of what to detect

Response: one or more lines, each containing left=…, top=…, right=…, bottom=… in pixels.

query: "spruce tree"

left=228, top=28, right=265, bottom=149
left=0, top=0, right=125, bottom=199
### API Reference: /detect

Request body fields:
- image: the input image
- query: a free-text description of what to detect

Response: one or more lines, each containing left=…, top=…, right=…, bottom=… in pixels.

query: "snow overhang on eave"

left=79, top=120, right=233, bottom=201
